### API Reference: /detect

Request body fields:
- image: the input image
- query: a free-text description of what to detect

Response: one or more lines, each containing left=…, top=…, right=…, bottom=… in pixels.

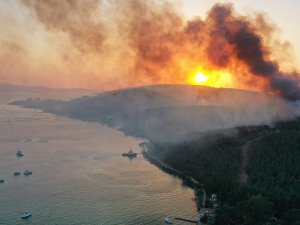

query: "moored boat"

left=164, top=217, right=173, bottom=224
left=14, top=172, right=21, bottom=176
left=23, top=170, right=33, bottom=176
left=21, top=212, right=32, bottom=219
left=16, top=150, right=24, bottom=157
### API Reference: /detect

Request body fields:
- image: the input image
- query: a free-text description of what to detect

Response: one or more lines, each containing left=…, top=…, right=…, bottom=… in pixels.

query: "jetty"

left=175, top=217, right=197, bottom=223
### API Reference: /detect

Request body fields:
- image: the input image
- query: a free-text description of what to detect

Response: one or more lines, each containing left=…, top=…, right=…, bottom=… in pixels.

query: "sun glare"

left=194, top=72, right=208, bottom=84
left=187, top=67, right=233, bottom=87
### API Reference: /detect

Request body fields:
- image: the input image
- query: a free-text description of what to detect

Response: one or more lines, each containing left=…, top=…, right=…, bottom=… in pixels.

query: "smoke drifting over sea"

left=1, top=1, right=299, bottom=99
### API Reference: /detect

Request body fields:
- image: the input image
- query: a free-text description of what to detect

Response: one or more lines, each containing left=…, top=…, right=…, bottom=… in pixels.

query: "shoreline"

left=140, top=143, right=205, bottom=212
left=12, top=103, right=206, bottom=219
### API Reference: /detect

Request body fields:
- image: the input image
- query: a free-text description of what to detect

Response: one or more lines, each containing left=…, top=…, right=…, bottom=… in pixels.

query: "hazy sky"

left=0, top=0, right=299, bottom=90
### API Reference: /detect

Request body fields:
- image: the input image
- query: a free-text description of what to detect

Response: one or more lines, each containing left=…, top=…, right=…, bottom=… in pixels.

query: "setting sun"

left=187, top=67, right=234, bottom=87
left=194, top=72, right=209, bottom=83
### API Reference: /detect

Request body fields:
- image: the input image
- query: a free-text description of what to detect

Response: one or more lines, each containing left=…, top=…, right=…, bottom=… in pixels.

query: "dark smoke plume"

left=205, top=4, right=300, bottom=100
left=20, top=1, right=300, bottom=99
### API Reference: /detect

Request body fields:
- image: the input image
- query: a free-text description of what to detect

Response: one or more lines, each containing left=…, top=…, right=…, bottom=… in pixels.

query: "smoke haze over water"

left=0, top=1, right=299, bottom=99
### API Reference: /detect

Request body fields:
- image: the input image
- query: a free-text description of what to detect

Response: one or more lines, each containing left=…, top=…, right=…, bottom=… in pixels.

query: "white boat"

left=21, top=212, right=32, bottom=219
left=164, top=217, right=173, bottom=224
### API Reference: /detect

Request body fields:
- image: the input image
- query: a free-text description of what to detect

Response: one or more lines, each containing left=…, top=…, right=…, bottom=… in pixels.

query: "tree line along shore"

left=147, top=119, right=300, bottom=225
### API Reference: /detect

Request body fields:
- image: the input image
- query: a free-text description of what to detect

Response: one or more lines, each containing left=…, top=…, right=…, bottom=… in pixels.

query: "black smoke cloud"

left=206, top=4, right=300, bottom=100
left=20, top=1, right=300, bottom=99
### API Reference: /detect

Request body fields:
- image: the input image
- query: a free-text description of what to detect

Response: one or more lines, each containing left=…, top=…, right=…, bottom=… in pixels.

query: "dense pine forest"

left=149, top=119, right=300, bottom=225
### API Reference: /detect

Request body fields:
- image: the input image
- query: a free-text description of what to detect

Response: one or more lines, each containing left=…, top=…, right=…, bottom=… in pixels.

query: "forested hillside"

left=150, top=119, right=300, bottom=225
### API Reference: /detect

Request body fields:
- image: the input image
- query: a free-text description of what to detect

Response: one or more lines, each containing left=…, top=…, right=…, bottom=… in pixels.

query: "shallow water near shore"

left=0, top=105, right=197, bottom=225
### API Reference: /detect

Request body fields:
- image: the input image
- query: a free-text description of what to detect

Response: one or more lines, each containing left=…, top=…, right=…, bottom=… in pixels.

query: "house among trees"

left=210, top=193, right=218, bottom=202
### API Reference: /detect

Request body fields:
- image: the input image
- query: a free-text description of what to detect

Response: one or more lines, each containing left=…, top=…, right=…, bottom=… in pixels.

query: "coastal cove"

left=0, top=105, right=197, bottom=225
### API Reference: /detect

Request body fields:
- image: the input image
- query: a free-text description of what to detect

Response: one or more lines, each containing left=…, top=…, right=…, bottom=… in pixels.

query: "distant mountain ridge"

left=0, top=82, right=94, bottom=104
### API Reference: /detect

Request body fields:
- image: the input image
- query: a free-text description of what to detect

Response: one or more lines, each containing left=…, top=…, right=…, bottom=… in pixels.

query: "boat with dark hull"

left=23, top=170, right=33, bottom=176
left=16, top=150, right=24, bottom=157
left=122, top=148, right=137, bottom=158
left=14, top=172, right=21, bottom=176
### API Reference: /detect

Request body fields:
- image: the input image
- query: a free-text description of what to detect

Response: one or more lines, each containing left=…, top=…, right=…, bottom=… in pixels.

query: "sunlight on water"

left=0, top=105, right=196, bottom=225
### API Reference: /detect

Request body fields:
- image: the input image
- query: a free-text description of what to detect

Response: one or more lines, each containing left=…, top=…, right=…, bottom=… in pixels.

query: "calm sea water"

left=0, top=105, right=197, bottom=225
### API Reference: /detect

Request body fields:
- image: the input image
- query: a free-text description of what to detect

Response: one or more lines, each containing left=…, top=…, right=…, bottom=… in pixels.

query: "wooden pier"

left=175, top=217, right=197, bottom=223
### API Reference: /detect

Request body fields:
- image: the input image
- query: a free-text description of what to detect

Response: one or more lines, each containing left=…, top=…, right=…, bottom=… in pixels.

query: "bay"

left=0, top=105, right=196, bottom=225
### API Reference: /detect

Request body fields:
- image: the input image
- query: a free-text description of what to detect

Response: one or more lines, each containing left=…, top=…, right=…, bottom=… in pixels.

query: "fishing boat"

left=122, top=147, right=137, bottom=157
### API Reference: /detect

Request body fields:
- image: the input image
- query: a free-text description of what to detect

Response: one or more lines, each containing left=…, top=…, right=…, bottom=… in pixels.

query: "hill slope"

left=10, top=84, right=300, bottom=224
left=149, top=120, right=300, bottom=225
left=12, top=84, right=295, bottom=142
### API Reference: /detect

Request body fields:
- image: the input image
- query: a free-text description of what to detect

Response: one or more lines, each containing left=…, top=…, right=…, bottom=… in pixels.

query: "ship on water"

left=122, top=147, right=137, bottom=158
left=16, top=150, right=24, bottom=157
left=21, top=212, right=32, bottom=219
left=14, top=172, right=21, bottom=176
left=23, top=170, right=33, bottom=176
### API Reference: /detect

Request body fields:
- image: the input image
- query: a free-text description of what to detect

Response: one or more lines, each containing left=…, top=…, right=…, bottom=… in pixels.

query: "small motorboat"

left=14, top=172, right=21, bottom=176
left=23, top=170, right=33, bottom=176
left=0, top=179, right=4, bottom=183
left=21, top=212, right=32, bottom=219
left=164, top=217, right=173, bottom=224
left=16, top=150, right=24, bottom=157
